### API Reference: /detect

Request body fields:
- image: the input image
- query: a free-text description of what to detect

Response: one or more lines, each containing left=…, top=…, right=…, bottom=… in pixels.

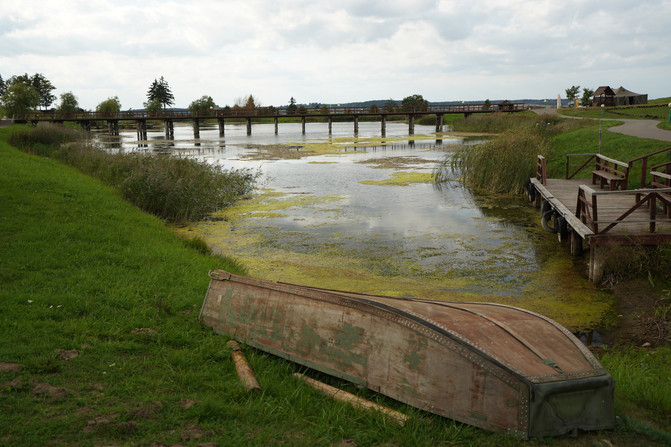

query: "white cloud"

left=1, top=0, right=668, bottom=109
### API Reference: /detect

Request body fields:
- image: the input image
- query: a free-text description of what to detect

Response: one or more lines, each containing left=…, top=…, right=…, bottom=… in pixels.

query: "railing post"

left=591, top=192, right=599, bottom=233
left=650, top=193, right=657, bottom=233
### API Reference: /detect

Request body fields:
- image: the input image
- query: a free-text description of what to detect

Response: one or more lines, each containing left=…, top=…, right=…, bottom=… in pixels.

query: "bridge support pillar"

left=435, top=114, right=444, bottom=133
left=408, top=115, right=415, bottom=135
left=381, top=115, right=386, bottom=137
left=136, top=120, right=148, bottom=141
left=193, top=119, right=200, bottom=139
left=274, top=117, right=279, bottom=135
left=164, top=120, right=174, bottom=139
left=246, top=118, right=252, bottom=136
left=354, top=115, right=359, bottom=134
left=328, top=116, right=333, bottom=135
left=108, top=120, right=119, bottom=136
left=301, top=116, right=306, bottom=134
left=588, top=245, right=606, bottom=284
left=218, top=118, right=225, bottom=137
left=570, top=230, right=584, bottom=256
left=79, top=121, right=91, bottom=132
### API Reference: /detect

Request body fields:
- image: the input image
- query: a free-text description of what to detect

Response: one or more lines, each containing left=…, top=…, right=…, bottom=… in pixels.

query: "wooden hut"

left=592, top=86, right=616, bottom=107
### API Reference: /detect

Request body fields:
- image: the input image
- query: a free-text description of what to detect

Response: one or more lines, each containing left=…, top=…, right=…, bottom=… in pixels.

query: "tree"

left=369, top=104, right=379, bottom=113
left=96, top=96, right=121, bottom=116
left=565, top=85, right=581, bottom=106
left=0, top=74, right=6, bottom=96
left=1, top=82, right=39, bottom=117
left=31, top=73, right=56, bottom=110
left=188, top=95, right=216, bottom=113
left=581, top=87, right=595, bottom=107
left=384, top=99, right=397, bottom=113
left=146, top=76, right=175, bottom=109
left=143, top=98, right=162, bottom=116
left=6, top=73, right=57, bottom=110
left=484, top=99, right=491, bottom=110
left=57, top=92, right=78, bottom=118
left=287, top=97, right=297, bottom=115
left=401, top=94, right=428, bottom=112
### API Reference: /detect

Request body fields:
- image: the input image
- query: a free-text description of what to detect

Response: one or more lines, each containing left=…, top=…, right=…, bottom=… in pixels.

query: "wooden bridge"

left=529, top=147, right=671, bottom=282
left=15, top=102, right=526, bottom=140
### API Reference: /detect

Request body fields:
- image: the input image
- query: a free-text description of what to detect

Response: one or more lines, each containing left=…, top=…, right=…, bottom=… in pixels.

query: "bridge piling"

left=164, top=119, right=174, bottom=139
left=301, top=116, right=306, bottom=134
left=274, top=117, right=279, bottom=135
left=328, top=116, right=333, bottom=135
left=435, top=113, right=444, bottom=133
left=193, top=118, right=200, bottom=139
left=108, top=120, right=119, bottom=136
left=136, top=120, right=148, bottom=141
left=354, top=115, right=359, bottom=135
left=408, top=115, right=415, bottom=135
left=381, top=115, right=386, bottom=138
left=218, top=118, right=225, bottom=137
left=246, top=118, right=252, bottom=136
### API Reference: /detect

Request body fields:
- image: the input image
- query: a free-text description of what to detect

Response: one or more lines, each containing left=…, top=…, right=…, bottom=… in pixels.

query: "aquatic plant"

left=439, top=126, right=551, bottom=195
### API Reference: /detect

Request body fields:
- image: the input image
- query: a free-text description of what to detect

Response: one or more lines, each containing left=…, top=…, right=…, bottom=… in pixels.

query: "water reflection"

left=98, top=121, right=615, bottom=333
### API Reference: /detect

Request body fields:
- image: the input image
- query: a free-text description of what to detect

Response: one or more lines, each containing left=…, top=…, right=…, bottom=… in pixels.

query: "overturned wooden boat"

left=200, top=270, right=614, bottom=438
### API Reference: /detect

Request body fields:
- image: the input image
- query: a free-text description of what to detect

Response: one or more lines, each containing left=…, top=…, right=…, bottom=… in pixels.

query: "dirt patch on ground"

left=0, top=362, right=21, bottom=373
left=606, top=279, right=671, bottom=348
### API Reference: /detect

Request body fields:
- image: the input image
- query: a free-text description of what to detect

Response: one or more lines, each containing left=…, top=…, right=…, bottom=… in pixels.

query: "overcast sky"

left=1, top=0, right=668, bottom=110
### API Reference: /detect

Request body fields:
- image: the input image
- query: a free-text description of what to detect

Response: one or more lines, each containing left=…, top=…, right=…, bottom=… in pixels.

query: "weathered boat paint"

left=200, top=270, right=615, bottom=437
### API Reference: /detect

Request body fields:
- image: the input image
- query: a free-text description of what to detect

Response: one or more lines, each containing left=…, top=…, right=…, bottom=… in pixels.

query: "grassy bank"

left=2, top=125, right=671, bottom=445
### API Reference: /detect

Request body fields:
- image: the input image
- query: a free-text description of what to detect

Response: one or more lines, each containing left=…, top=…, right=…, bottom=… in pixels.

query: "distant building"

left=592, top=86, right=616, bottom=106
left=613, top=86, right=648, bottom=105
left=592, top=85, right=648, bottom=106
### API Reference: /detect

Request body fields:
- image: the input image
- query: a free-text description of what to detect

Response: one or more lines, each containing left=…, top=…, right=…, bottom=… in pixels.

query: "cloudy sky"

left=1, top=0, right=668, bottom=110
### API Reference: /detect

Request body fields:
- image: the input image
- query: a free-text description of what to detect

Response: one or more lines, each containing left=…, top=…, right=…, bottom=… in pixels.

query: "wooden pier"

left=15, top=102, right=526, bottom=140
left=529, top=150, right=671, bottom=282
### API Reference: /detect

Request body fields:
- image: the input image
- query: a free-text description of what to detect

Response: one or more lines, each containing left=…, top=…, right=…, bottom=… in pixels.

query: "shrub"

left=9, top=124, right=257, bottom=221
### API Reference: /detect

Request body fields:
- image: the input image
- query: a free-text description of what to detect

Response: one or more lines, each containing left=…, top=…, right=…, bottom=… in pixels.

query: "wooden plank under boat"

left=200, top=270, right=615, bottom=438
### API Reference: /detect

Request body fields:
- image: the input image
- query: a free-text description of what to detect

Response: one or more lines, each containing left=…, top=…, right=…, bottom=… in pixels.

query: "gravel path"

left=533, top=106, right=671, bottom=142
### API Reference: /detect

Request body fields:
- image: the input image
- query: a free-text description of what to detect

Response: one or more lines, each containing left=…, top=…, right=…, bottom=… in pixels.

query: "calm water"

left=107, top=121, right=614, bottom=331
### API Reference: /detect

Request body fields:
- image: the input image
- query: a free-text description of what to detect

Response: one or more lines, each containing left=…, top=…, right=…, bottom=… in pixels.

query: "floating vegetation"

left=360, top=171, right=435, bottom=186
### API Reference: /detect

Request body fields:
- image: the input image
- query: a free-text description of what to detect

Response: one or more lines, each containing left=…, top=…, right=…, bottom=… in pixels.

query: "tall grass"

left=9, top=124, right=257, bottom=221
left=437, top=113, right=593, bottom=195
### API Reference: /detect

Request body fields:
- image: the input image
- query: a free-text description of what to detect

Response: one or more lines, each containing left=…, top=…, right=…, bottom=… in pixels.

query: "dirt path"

left=533, top=106, right=671, bottom=142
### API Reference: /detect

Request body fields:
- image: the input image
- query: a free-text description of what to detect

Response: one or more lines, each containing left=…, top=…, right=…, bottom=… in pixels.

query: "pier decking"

left=530, top=151, right=671, bottom=282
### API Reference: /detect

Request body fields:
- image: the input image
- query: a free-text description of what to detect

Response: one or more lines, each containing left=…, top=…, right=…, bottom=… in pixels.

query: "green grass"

left=2, top=124, right=671, bottom=446
left=8, top=124, right=258, bottom=222
left=0, top=126, right=507, bottom=446
left=547, top=120, right=670, bottom=188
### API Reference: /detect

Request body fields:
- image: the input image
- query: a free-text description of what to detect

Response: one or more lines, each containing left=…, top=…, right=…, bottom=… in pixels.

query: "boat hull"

left=200, top=270, right=614, bottom=437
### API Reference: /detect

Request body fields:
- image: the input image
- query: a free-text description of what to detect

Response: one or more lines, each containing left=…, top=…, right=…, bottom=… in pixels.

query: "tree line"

left=1, top=71, right=436, bottom=119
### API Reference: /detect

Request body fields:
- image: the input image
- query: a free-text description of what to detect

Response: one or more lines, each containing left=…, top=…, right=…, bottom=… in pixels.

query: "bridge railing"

left=15, top=103, right=525, bottom=122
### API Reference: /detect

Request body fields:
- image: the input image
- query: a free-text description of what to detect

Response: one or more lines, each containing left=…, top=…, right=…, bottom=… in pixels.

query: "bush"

left=9, top=124, right=257, bottom=221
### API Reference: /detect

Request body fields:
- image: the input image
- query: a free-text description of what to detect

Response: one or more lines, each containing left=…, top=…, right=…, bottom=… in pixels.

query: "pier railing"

left=576, top=185, right=671, bottom=234
left=626, top=146, right=671, bottom=188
